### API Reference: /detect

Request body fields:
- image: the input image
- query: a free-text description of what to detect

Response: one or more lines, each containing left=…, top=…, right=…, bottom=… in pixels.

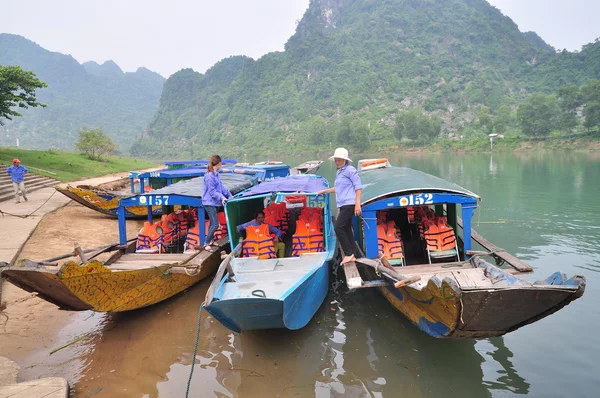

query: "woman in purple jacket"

left=201, top=155, right=232, bottom=251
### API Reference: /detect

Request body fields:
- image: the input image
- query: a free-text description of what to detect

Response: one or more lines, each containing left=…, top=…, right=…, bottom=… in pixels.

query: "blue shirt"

left=237, top=220, right=283, bottom=239
left=201, top=171, right=231, bottom=207
left=334, top=164, right=363, bottom=208
left=7, top=165, right=28, bottom=183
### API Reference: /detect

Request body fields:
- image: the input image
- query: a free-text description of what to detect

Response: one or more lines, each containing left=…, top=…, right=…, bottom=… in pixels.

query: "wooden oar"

left=205, top=242, right=242, bottom=305
left=355, top=257, right=420, bottom=288
left=40, top=238, right=136, bottom=264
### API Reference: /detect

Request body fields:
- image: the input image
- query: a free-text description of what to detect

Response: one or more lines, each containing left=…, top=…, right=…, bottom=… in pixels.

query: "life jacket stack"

left=407, top=206, right=416, bottom=223
left=264, top=202, right=289, bottom=234
left=184, top=211, right=227, bottom=253
left=160, top=214, right=177, bottom=245
left=136, top=221, right=165, bottom=253
left=377, top=220, right=404, bottom=261
left=291, top=207, right=324, bottom=256
left=242, top=224, right=276, bottom=259
left=424, top=216, right=458, bottom=261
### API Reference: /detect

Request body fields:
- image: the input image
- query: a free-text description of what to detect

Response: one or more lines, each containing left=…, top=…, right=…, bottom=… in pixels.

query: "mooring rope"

left=0, top=190, right=58, bottom=219
left=185, top=301, right=205, bottom=398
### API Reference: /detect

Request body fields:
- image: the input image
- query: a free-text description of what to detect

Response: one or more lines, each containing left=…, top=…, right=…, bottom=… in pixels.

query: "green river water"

left=19, top=151, right=600, bottom=397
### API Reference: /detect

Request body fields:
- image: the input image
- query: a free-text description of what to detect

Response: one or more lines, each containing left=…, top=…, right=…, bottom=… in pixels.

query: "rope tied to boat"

left=0, top=190, right=58, bottom=219
left=185, top=301, right=205, bottom=398
left=153, top=265, right=171, bottom=277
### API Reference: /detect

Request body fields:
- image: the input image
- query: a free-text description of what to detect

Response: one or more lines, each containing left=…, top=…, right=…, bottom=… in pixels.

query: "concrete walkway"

left=0, top=357, right=68, bottom=397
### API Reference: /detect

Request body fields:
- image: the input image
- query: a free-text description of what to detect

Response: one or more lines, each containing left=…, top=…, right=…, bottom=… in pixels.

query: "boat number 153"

left=398, top=194, right=433, bottom=206
left=138, top=195, right=169, bottom=205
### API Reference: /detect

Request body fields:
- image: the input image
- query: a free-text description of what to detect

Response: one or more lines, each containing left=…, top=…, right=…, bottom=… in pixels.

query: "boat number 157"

left=138, top=195, right=169, bottom=205
left=398, top=194, right=433, bottom=206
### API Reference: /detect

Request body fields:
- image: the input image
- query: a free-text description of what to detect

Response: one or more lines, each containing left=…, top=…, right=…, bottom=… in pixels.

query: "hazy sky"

left=1, top=0, right=598, bottom=78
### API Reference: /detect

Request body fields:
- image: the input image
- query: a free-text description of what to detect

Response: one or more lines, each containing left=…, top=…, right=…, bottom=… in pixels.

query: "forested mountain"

left=133, top=0, right=600, bottom=158
left=0, top=34, right=164, bottom=151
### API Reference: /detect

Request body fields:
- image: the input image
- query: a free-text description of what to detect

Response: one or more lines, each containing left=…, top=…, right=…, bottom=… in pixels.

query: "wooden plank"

left=458, top=218, right=533, bottom=273
left=343, top=261, right=363, bottom=289
left=451, top=269, right=494, bottom=288
left=391, top=262, right=473, bottom=275
left=118, top=254, right=191, bottom=262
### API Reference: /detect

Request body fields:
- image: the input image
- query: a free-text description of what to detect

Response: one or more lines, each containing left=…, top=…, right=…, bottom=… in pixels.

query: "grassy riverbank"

left=0, top=147, right=157, bottom=182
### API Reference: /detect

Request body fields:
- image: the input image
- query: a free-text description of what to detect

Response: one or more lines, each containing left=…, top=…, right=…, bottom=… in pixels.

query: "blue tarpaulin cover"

left=240, top=175, right=328, bottom=197
left=137, top=174, right=257, bottom=198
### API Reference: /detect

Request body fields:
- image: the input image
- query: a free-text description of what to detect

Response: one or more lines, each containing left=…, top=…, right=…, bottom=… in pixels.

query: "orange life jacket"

left=184, top=222, right=200, bottom=253
left=160, top=214, right=176, bottom=244
left=424, top=218, right=457, bottom=252
left=177, top=210, right=190, bottom=236
left=291, top=219, right=324, bottom=256
left=136, top=221, right=164, bottom=253
left=205, top=219, right=227, bottom=241
left=265, top=203, right=289, bottom=233
left=242, top=224, right=276, bottom=259
left=299, top=207, right=323, bottom=229
left=377, top=221, right=404, bottom=259
left=407, top=206, right=416, bottom=223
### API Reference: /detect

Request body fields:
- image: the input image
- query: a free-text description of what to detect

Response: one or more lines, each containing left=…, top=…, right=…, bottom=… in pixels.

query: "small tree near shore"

left=76, top=127, right=116, bottom=160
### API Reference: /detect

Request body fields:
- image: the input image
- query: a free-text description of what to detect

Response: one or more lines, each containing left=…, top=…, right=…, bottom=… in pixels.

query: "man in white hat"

left=316, top=147, right=363, bottom=265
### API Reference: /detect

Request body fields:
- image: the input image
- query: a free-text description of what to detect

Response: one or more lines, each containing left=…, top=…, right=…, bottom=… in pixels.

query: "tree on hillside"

left=581, top=80, right=600, bottom=103
left=493, top=105, right=512, bottom=134
left=76, top=127, right=116, bottom=160
left=350, top=120, right=370, bottom=152
left=557, top=85, right=583, bottom=132
left=583, top=101, right=600, bottom=133
left=307, top=116, right=329, bottom=145
left=517, top=93, right=559, bottom=138
left=0, top=65, right=47, bottom=125
left=478, top=106, right=493, bottom=134
left=395, top=108, right=441, bottom=144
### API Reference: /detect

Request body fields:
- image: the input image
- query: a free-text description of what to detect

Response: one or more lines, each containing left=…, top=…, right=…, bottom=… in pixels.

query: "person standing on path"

left=6, top=158, right=28, bottom=203
left=316, top=148, right=363, bottom=265
left=200, top=155, right=232, bottom=252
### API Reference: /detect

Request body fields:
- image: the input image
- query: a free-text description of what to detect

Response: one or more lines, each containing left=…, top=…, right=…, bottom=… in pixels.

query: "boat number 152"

left=138, top=195, right=169, bottom=205
left=398, top=194, right=433, bottom=206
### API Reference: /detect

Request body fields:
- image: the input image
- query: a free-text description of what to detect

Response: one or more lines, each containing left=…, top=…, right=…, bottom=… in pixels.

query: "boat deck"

left=218, top=252, right=329, bottom=300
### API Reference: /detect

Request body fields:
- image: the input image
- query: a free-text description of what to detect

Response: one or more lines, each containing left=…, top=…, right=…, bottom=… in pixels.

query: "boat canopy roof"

left=137, top=166, right=268, bottom=180
left=360, top=166, right=479, bottom=205
left=238, top=175, right=328, bottom=198
left=164, top=159, right=237, bottom=166
left=144, top=174, right=256, bottom=198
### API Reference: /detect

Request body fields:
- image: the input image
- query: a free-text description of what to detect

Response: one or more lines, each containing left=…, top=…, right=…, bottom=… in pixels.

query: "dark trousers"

left=205, top=205, right=219, bottom=244
left=335, top=205, right=355, bottom=256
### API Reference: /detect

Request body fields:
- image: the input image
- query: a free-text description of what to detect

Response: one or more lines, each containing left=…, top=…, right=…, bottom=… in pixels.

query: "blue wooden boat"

left=204, top=175, right=336, bottom=332
left=342, top=159, right=586, bottom=339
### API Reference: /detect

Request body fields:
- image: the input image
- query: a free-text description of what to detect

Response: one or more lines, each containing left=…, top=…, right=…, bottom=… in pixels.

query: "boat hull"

left=56, top=186, right=162, bottom=219
left=2, top=248, right=225, bottom=312
left=205, top=260, right=330, bottom=332
left=365, top=258, right=585, bottom=339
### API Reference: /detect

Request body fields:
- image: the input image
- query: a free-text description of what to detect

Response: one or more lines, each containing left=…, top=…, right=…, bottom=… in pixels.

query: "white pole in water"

left=488, top=133, right=497, bottom=151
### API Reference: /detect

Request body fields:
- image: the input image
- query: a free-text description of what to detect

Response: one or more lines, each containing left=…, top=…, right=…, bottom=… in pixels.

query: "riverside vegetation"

left=0, top=147, right=156, bottom=182
left=1, top=0, right=599, bottom=157
left=132, top=0, right=600, bottom=158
